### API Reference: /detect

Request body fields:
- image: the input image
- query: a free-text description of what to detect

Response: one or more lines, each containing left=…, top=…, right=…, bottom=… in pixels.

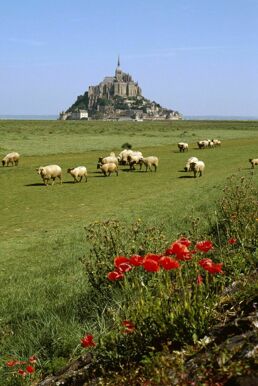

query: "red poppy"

left=130, top=255, right=144, bottom=266
left=228, top=238, right=237, bottom=245
left=117, top=262, right=132, bottom=273
left=18, top=369, right=26, bottom=377
left=121, top=320, right=135, bottom=333
left=114, top=256, right=130, bottom=268
left=26, top=365, right=35, bottom=374
left=195, top=240, right=213, bottom=253
left=159, top=256, right=180, bottom=270
left=107, top=271, right=124, bottom=281
left=29, top=355, right=37, bottom=364
left=6, top=360, right=18, bottom=367
left=81, top=334, right=96, bottom=348
left=143, top=259, right=160, bottom=272
left=199, top=258, right=223, bottom=274
left=176, top=237, right=191, bottom=247
left=166, top=242, right=191, bottom=261
left=144, top=253, right=161, bottom=262
left=197, top=275, right=203, bottom=285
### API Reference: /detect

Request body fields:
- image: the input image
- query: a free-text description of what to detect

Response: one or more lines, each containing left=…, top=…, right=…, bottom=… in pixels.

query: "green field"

left=0, top=120, right=258, bottom=378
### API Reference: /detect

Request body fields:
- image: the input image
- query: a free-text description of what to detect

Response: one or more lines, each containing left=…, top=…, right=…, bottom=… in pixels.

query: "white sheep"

left=184, top=157, right=199, bottom=172
left=197, top=140, right=209, bottom=149
left=190, top=160, right=205, bottom=178
left=178, top=142, right=188, bottom=152
left=36, top=165, right=62, bottom=185
left=100, top=162, right=118, bottom=177
left=97, top=155, right=118, bottom=169
left=139, top=156, right=159, bottom=172
left=212, top=139, right=222, bottom=146
left=128, top=154, right=144, bottom=170
left=249, top=158, right=258, bottom=169
left=67, top=166, right=87, bottom=182
left=2, top=152, right=20, bottom=167
left=117, top=149, right=142, bottom=165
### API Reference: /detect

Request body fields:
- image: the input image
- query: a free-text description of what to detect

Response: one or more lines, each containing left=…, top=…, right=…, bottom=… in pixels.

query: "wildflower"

left=114, top=256, right=130, bottom=268
left=29, top=355, right=37, bottom=364
left=18, top=369, right=26, bottom=377
left=195, top=240, right=213, bottom=253
left=81, top=334, right=96, bottom=348
left=130, top=255, right=144, bottom=266
left=159, top=256, right=180, bottom=270
left=197, top=275, right=203, bottom=285
left=117, top=262, right=132, bottom=273
left=121, top=320, right=135, bottom=333
left=144, top=253, right=161, bottom=262
left=6, top=360, right=18, bottom=367
left=26, top=365, right=35, bottom=374
left=166, top=242, right=191, bottom=260
left=107, top=271, right=124, bottom=281
left=143, top=258, right=160, bottom=272
left=176, top=237, right=191, bottom=247
left=199, top=258, right=223, bottom=274
left=228, top=237, right=237, bottom=245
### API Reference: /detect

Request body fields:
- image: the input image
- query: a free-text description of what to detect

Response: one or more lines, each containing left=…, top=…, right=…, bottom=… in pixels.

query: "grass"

left=0, top=120, right=258, bottom=382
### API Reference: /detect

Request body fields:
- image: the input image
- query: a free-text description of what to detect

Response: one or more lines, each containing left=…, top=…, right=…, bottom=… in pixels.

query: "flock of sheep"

left=2, top=141, right=258, bottom=185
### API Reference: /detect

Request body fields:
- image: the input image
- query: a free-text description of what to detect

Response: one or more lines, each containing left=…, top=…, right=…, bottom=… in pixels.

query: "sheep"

left=178, top=142, right=189, bottom=153
left=212, top=139, right=222, bottom=146
left=67, top=166, right=87, bottom=182
left=249, top=158, right=258, bottom=169
left=100, top=162, right=118, bottom=177
left=184, top=157, right=199, bottom=172
left=197, top=140, right=209, bottom=149
left=117, top=149, right=142, bottom=165
left=36, top=165, right=62, bottom=185
left=2, top=152, right=20, bottom=167
left=190, top=160, right=205, bottom=178
left=97, top=155, right=118, bottom=169
left=139, top=156, right=159, bottom=172
left=128, top=154, right=144, bottom=170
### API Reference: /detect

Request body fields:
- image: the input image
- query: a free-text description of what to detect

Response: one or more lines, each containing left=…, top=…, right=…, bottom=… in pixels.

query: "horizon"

left=0, top=0, right=257, bottom=116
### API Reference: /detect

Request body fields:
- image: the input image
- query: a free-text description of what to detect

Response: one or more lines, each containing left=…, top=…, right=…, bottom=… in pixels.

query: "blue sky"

left=0, top=0, right=257, bottom=116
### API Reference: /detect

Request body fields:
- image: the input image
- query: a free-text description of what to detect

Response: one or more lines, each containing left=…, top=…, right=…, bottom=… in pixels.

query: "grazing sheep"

left=139, top=156, right=159, bottom=172
left=184, top=156, right=199, bottom=172
left=67, top=166, right=87, bottom=182
left=2, top=152, right=20, bottom=166
left=178, top=142, right=189, bottom=153
left=100, top=162, right=118, bottom=177
left=97, top=155, right=118, bottom=169
left=190, top=160, right=205, bottom=178
left=128, top=154, right=144, bottom=170
left=36, top=165, right=62, bottom=185
left=197, top=140, right=209, bottom=149
left=212, top=139, right=222, bottom=146
left=117, top=149, right=142, bottom=165
left=249, top=158, right=258, bottom=169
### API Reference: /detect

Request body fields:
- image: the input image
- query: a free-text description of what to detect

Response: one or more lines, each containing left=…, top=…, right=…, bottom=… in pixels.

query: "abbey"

left=88, top=58, right=142, bottom=109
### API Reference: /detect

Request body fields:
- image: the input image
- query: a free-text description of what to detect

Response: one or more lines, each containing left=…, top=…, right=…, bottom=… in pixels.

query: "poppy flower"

left=166, top=242, right=191, bottom=260
left=143, top=259, right=160, bottom=272
left=196, top=240, right=213, bottom=253
left=176, top=237, right=191, bottom=247
left=121, top=320, right=135, bottom=333
left=114, top=256, right=130, bottom=268
left=130, top=255, right=144, bottom=266
left=6, top=360, right=18, bottom=367
left=26, top=365, right=35, bottom=374
left=107, top=271, right=124, bottom=281
left=117, top=262, right=132, bottom=273
left=81, top=334, right=96, bottom=348
left=144, top=253, right=161, bottom=262
left=29, top=355, right=37, bottom=364
left=159, top=256, right=180, bottom=270
left=199, top=258, right=223, bottom=274
left=18, top=369, right=26, bottom=377
left=197, top=275, right=203, bottom=285
left=228, top=238, right=237, bottom=245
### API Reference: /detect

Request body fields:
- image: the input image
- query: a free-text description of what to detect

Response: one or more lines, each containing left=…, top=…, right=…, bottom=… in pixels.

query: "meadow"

left=0, top=119, right=258, bottom=383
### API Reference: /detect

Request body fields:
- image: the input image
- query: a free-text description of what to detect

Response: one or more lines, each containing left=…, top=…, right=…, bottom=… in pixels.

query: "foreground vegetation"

left=0, top=120, right=257, bottom=385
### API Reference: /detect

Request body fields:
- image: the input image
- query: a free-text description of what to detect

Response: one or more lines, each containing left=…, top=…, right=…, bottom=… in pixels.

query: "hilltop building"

left=60, top=58, right=182, bottom=121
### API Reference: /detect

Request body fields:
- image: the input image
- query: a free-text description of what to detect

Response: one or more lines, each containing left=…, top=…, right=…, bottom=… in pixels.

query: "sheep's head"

left=67, top=168, right=73, bottom=173
left=2, top=159, right=6, bottom=166
left=36, top=167, right=44, bottom=175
